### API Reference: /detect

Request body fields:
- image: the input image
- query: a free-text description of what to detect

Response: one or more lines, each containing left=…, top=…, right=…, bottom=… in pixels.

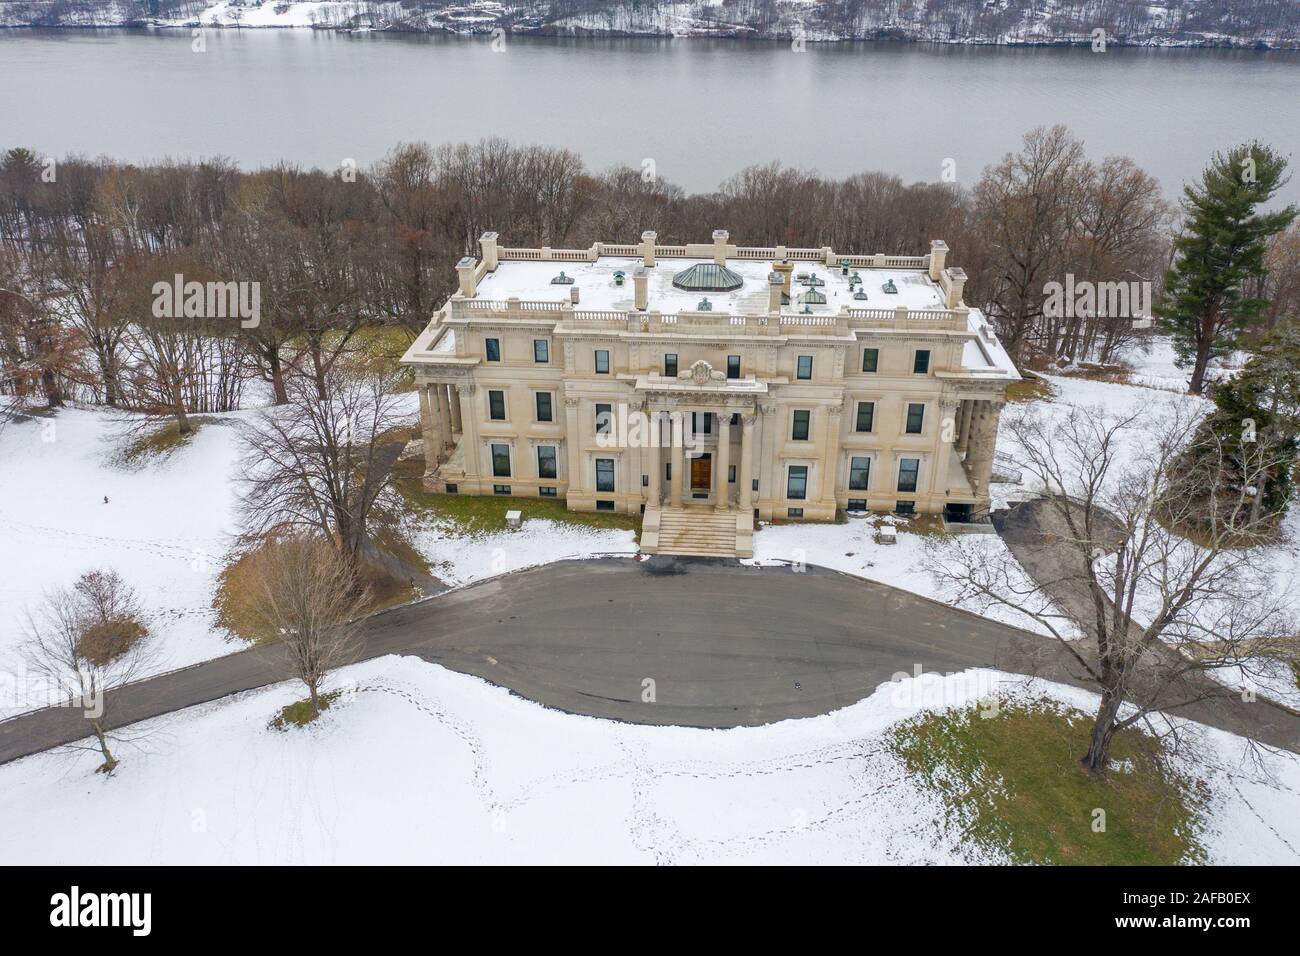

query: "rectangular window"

left=727, top=355, right=741, bottom=379
left=905, top=403, right=925, bottom=434
left=595, top=458, right=615, bottom=493
left=728, top=465, right=736, bottom=483
left=691, top=412, right=712, bottom=435
left=847, top=499, right=867, bottom=511
left=595, top=403, right=613, bottom=435
left=539, top=486, right=557, bottom=497
left=535, top=392, right=553, bottom=422
left=537, top=446, right=557, bottom=480
left=849, top=456, right=871, bottom=491
left=895, top=501, right=915, bottom=515
left=792, top=410, right=810, bottom=441
left=796, top=355, right=813, bottom=380
left=488, top=389, right=506, bottom=421
left=595, top=349, right=610, bottom=374
left=898, top=458, right=920, bottom=493
left=596, top=500, right=615, bottom=512
left=862, top=348, right=879, bottom=373
left=787, top=508, right=804, bottom=518
left=533, top=339, right=549, bottom=363
left=855, top=401, right=874, bottom=433
left=491, top=443, right=511, bottom=478
left=787, top=465, right=808, bottom=500
left=493, top=484, right=511, bottom=495
left=913, top=350, right=930, bottom=374
left=664, top=353, right=678, bottom=377
left=445, top=483, right=458, bottom=494
left=485, top=338, right=501, bottom=362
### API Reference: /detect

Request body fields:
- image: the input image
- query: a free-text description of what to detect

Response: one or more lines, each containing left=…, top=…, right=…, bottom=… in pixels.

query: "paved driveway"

left=1, top=557, right=1084, bottom=764
left=4, top=554, right=1297, bottom=766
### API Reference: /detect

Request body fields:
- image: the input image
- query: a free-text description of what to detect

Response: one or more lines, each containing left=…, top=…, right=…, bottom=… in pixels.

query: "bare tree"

left=242, top=535, right=368, bottom=717
left=237, top=354, right=411, bottom=569
left=21, top=569, right=156, bottom=773
left=927, top=401, right=1295, bottom=774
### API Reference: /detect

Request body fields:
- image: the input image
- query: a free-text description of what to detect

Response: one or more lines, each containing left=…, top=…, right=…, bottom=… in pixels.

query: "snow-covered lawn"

left=994, top=355, right=1300, bottom=708
left=0, top=408, right=244, bottom=716
left=747, top=517, right=1075, bottom=638
left=0, top=654, right=1293, bottom=865
left=405, top=517, right=637, bottom=588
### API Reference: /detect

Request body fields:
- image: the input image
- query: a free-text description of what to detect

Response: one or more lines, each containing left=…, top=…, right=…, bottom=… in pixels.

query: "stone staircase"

left=641, top=506, right=753, bottom=559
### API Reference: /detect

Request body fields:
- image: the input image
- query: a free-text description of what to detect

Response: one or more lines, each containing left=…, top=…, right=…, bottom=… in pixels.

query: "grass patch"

left=1005, top=375, right=1054, bottom=403
left=117, top=417, right=211, bottom=466
left=890, top=698, right=1208, bottom=865
left=393, top=476, right=640, bottom=534
left=214, top=536, right=424, bottom=643
left=353, top=326, right=417, bottom=385
left=270, top=690, right=342, bottom=730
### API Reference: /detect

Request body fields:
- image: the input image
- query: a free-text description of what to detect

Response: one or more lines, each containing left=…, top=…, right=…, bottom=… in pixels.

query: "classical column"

left=456, top=383, right=481, bottom=481
left=738, top=414, right=755, bottom=513
left=647, top=412, right=662, bottom=506
left=931, top=399, right=960, bottom=496
left=964, top=400, right=1002, bottom=497
left=435, top=385, right=453, bottom=453
left=714, top=412, right=732, bottom=511
left=957, top=399, right=974, bottom=456
left=449, top=384, right=463, bottom=434
left=564, top=396, right=583, bottom=499
left=820, top=404, right=842, bottom=503
left=419, top=384, right=439, bottom=473
left=670, top=411, right=684, bottom=508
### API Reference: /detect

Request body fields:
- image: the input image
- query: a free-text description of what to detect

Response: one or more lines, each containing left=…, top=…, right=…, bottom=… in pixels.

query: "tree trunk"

left=1189, top=345, right=1210, bottom=395
left=267, top=347, right=288, bottom=405
left=40, top=366, right=63, bottom=408
left=92, top=723, right=118, bottom=774
left=1082, top=686, right=1123, bottom=773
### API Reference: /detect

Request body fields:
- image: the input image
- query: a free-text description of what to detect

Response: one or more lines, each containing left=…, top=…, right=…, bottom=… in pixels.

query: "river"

left=1, top=29, right=1297, bottom=200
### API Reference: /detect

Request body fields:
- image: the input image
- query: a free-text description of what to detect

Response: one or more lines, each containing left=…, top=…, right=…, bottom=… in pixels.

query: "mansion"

left=401, top=231, right=1019, bottom=558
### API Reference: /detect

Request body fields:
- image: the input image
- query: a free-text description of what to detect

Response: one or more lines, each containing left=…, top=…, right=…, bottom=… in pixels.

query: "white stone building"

left=401, top=231, right=1019, bottom=557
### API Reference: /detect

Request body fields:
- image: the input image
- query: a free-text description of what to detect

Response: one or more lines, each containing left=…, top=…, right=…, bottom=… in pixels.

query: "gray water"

left=1, top=29, right=1297, bottom=200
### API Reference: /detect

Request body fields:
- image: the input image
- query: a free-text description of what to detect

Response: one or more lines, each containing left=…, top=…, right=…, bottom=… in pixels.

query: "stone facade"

left=402, top=232, right=1019, bottom=552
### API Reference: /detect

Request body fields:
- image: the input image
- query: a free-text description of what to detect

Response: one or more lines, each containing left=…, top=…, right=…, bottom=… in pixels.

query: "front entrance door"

left=690, top=453, right=712, bottom=493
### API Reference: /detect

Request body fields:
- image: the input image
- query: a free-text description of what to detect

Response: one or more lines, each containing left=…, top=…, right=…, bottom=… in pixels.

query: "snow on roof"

left=430, top=327, right=457, bottom=354
left=474, top=256, right=947, bottom=315
left=959, top=309, right=1020, bottom=380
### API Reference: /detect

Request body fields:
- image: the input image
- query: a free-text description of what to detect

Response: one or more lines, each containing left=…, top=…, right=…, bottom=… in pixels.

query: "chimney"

left=479, top=231, right=499, bottom=271
left=768, top=272, right=784, bottom=312
left=712, top=229, right=729, bottom=266
left=633, top=266, right=649, bottom=310
left=772, top=258, right=795, bottom=296
left=941, top=266, right=967, bottom=308
left=640, top=230, right=657, bottom=267
left=570, top=286, right=580, bottom=305
left=456, top=256, right=478, bottom=298
left=929, top=239, right=949, bottom=281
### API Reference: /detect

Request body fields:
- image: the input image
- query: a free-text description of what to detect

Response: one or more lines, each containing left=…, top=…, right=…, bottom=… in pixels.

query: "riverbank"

left=1, top=1, right=1296, bottom=50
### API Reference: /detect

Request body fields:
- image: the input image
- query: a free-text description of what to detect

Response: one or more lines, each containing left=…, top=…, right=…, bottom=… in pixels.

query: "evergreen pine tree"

left=1192, top=325, right=1300, bottom=522
left=1156, top=143, right=1297, bottom=394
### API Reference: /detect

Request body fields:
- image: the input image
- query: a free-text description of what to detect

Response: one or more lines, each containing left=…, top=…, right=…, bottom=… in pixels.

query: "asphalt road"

left=3, top=553, right=1296, bottom=766
left=0, top=557, right=1088, bottom=765
left=994, top=497, right=1300, bottom=753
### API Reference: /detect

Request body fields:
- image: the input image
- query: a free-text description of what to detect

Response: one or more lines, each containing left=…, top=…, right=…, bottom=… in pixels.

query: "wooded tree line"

left=2, top=131, right=1298, bottom=425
